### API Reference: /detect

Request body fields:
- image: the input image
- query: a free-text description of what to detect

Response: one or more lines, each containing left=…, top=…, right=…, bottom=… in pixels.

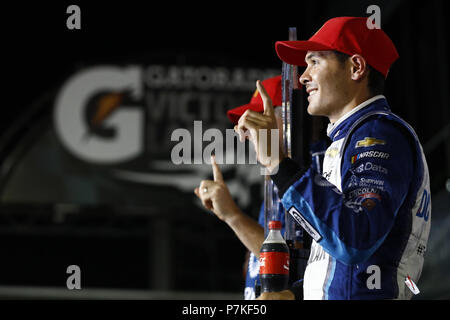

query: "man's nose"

left=299, top=68, right=310, bottom=86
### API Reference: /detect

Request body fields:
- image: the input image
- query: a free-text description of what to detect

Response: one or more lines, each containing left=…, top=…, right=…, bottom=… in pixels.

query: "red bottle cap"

left=268, top=220, right=282, bottom=230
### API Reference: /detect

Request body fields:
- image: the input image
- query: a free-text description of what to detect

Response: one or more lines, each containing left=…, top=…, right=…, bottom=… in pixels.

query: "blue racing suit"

left=271, top=95, right=431, bottom=299
left=244, top=141, right=327, bottom=300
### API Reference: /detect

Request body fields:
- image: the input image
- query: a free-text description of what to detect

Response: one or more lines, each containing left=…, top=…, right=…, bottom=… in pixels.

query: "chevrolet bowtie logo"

left=325, top=148, right=339, bottom=158
left=355, top=137, right=386, bottom=148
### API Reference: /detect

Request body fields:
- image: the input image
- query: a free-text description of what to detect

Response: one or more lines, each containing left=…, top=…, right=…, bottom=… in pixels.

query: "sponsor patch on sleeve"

left=361, top=198, right=377, bottom=211
left=355, top=137, right=386, bottom=148
left=288, top=207, right=322, bottom=242
left=351, top=150, right=390, bottom=164
left=345, top=188, right=382, bottom=213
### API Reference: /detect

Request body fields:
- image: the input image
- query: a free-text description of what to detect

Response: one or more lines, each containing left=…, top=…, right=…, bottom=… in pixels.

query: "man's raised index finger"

left=256, top=80, right=274, bottom=116
left=211, top=155, right=224, bottom=182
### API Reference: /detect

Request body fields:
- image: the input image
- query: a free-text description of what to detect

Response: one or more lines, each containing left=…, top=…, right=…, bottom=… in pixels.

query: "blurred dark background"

left=0, top=0, right=448, bottom=299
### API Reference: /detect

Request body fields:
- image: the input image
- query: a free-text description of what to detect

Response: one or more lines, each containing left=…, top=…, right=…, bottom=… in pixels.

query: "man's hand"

left=235, top=80, right=285, bottom=173
left=194, top=155, right=242, bottom=223
left=256, top=290, right=295, bottom=300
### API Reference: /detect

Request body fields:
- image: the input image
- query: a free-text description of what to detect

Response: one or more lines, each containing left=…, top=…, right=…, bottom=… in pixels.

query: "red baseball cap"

left=226, top=75, right=282, bottom=124
left=275, top=17, right=399, bottom=78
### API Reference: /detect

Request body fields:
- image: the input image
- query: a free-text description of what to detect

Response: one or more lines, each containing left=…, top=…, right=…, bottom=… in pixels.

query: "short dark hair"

left=333, top=51, right=385, bottom=96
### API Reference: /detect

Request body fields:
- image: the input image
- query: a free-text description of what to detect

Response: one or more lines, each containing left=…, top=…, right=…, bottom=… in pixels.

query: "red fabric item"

left=226, top=75, right=282, bottom=124
left=275, top=17, right=399, bottom=78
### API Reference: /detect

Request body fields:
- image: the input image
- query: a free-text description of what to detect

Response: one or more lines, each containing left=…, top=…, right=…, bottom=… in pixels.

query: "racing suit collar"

left=326, top=95, right=388, bottom=141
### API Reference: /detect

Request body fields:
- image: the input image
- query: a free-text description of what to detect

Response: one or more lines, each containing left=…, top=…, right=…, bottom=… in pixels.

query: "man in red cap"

left=194, top=76, right=292, bottom=299
left=195, top=76, right=327, bottom=300
left=235, top=17, right=431, bottom=299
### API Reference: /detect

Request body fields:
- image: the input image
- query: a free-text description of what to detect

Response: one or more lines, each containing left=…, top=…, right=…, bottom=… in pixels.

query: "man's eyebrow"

left=305, top=53, right=318, bottom=61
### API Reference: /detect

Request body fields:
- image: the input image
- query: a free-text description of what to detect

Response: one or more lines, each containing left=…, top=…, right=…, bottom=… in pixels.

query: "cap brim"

left=227, top=103, right=264, bottom=125
left=276, top=40, right=333, bottom=66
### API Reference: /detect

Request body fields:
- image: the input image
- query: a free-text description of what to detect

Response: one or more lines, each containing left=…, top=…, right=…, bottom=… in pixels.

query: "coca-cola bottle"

left=259, top=220, right=289, bottom=292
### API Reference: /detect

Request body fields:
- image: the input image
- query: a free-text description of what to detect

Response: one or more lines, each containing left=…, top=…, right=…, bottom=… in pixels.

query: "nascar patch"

left=355, top=137, right=386, bottom=148
left=351, top=150, right=390, bottom=163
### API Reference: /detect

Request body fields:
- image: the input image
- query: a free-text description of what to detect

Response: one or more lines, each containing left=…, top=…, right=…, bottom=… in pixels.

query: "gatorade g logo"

left=259, top=252, right=289, bottom=275
left=54, top=66, right=144, bottom=164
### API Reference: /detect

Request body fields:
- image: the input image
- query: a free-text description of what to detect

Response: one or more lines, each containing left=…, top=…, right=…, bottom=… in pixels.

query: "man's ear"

left=350, top=54, right=368, bottom=81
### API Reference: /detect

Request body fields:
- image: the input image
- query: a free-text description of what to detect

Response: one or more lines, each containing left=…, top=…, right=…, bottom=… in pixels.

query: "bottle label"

left=259, top=252, right=289, bottom=275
